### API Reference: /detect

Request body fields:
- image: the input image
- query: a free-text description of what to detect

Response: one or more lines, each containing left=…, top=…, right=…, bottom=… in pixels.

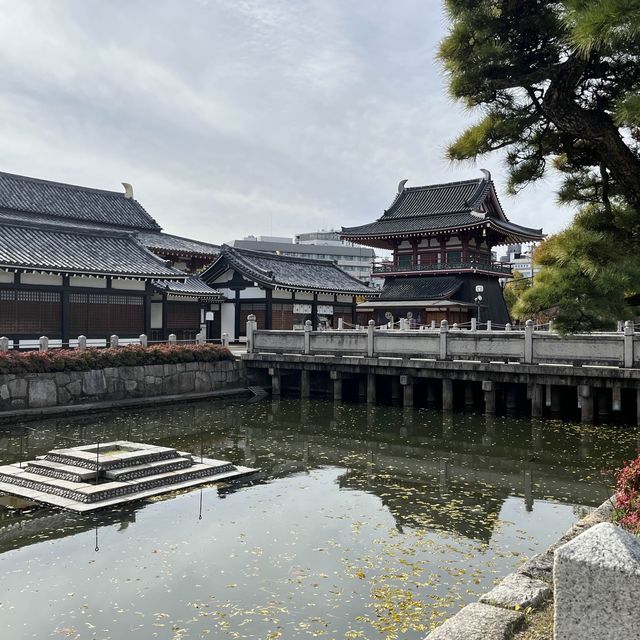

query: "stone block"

left=82, top=370, right=107, bottom=396
left=54, top=372, right=71, bottom=386
left=425, top=602, right=524, bottom=640
left=124, top=380, right=138, bottom=392
left=67, top=380, right=82, bottom=397
left=554, top=522, right=640, bottom=640
left=7, top=378, right=27, bottom=398
left=0, top=384, right=9, bottom=401
left=195, top=371, right=211, bottom=393
left=480, top=572, right=550, bottom=610
left=28, top=377, right=57, bottom=408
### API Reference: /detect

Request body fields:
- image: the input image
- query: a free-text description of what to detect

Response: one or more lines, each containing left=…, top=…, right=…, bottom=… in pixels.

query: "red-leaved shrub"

left=0, top=344, right=234, bottom=375
left=613, top=453, right=640, bottom=534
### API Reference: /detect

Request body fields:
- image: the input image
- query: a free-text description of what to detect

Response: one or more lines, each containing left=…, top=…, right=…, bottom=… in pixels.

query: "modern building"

left=0, top=171, right=222, bottom=347
left=341, top=171, right=544, bottom=326
left=231, top=232, right=376, bottom=283
left=499, top=244, right=539, bottom=280
left=200, top=244, right=375, bottom=341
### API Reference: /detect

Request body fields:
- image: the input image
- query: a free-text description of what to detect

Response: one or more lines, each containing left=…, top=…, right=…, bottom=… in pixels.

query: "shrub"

left=0, top=344, right=234, bottom=375
left=612, top=453, right=640, bottom=534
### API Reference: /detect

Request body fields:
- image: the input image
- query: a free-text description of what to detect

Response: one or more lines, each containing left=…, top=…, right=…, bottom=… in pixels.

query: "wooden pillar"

left=269, top=367, right=281, bottom=397
left=531, top=383, right=543, bottom=418
left=234, top=290, right=241, bottom=341
left=442, top=378, right=453, bottom=411
left=579, top=385, right=594, bottom=423
left=367, top=373, right=376, bottom=405
left=143, top=282, right=152, bottom=338
left=300, top=369, right=310, bottom=399
left=311, top=293, right=319, bottom=330
left=61, top=275, right=70, bottom=347
left=265, top=288, right=273, bottom=330
left=161, top=293, right=169, bottom=340
left=351, top=296, right=357, bottom=326
left=482, top=380, right=496, bottom=415
left=400, top=375, right=413, bottom=407
left=358, top=375, right=366, bottom=401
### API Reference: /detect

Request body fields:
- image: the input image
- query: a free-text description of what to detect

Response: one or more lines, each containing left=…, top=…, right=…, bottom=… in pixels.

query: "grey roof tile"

left=342, top=176, right=543, bottom=242
left=154, top=275, right=222, bottom=298
left=202, top=245, right=376, bottom=295
left=0, top=171, right=160, bottom=231
left=378, top=276, right=463, bottom=300
left=136, top=231, right=220, bottom=258
left=0, top=221, right=184, bottom=279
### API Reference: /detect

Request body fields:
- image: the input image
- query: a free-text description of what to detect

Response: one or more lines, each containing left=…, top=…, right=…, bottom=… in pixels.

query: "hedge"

left=613, top=453, right=640, bottom=534
left=0, top=344, right=235, bottom=375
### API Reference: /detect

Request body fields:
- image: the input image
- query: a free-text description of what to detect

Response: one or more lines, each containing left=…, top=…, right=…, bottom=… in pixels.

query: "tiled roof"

left=377, top=276, right=463, bottom=300
left=154, top=275, right=223, bottom=299
left=342, top=174, right=543, bottom=243
left=0, top=171, right=161, bottom=231
left=0, top=221, right=184, bottom=279
left=137, top=231, right=220, bottom=258
left=201, top=245, right=376, bottom=295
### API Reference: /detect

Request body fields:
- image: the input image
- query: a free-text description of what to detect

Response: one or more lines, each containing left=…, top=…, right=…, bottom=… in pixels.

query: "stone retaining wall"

left=0, top=360, right=248, bottom=412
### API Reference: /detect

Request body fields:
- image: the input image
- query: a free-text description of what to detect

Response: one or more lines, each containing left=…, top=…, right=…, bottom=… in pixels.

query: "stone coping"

left=424, top=499, right=614, bottom=640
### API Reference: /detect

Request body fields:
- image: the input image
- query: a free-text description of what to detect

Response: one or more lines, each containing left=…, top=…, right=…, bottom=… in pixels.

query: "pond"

left=0, top=399, right=636, bottom=639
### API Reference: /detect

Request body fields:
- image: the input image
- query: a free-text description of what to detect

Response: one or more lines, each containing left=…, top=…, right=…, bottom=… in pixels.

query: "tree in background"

left=439, top=0, right=640, bottom=331
left=503, top=270, right=530, bottom=318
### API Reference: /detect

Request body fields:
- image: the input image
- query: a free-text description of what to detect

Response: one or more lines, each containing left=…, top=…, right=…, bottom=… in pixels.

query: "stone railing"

left=0, top=332, right=230, bottom=352
left=245, top=316, right=639, bottom=369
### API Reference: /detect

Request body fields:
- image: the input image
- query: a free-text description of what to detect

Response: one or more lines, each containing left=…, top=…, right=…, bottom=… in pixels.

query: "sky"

left=0, top=0, right=570, bottom=246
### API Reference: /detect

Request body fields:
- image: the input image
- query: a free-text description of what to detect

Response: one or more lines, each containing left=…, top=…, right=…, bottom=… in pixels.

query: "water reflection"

left=0, top=399, right=635, bottom=639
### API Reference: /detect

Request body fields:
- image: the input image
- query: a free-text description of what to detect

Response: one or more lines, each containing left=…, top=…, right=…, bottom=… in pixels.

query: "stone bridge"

left=242, top=317, right=640, bottom=424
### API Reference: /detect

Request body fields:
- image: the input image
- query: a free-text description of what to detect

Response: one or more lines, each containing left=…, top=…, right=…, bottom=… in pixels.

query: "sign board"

left=293, top=303, right=312, bottom=315
left=205, top=311, right=215, bottom=321
left=475, top=285, right=484, bottom=293
left=317, top=305, right=334, bottom=316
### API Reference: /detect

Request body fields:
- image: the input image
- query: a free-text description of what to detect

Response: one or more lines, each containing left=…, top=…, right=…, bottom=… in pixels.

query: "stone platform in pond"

left=0, top=440, right=257, bottom=512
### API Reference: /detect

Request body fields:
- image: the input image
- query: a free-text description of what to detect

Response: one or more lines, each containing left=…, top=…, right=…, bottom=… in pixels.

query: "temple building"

left=341, top=171, right=544, bottom=326
left=200, top=244, right=375, bottom=341
left=0, top=171, right=222, bottom=347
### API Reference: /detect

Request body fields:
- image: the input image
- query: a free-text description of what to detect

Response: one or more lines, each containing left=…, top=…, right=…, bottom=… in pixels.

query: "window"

left=397, top=254, right=412, bottom=269
left=446, top=251, right=462, bottom=265
left=0, top=289, right=61, bottom=334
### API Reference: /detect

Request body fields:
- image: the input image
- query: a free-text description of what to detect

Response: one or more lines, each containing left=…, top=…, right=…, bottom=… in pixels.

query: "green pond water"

left=0, top=399, right=637, bottom=639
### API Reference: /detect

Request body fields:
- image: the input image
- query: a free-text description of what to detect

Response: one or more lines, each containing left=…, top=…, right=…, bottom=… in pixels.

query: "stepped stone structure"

left=0, top=440, right=255, bottom=512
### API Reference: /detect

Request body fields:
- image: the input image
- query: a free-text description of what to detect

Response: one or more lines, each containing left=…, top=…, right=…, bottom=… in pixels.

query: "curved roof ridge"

left=0, top=170, right=132, bottom=198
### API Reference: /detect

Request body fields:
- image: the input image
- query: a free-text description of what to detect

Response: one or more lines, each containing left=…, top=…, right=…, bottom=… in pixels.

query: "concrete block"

left=554, top=522, right=640, bottom=640
left=0, top=384, right=8, bottom=401
left=480, top=572, right=550, bottom=610
left=82, top=370, right=107, bottom=396
left=28, top=378, right=57, bottom=408
left=7, top=378, right=27, bottom=398
left=425, top=602, right=523, bottom=640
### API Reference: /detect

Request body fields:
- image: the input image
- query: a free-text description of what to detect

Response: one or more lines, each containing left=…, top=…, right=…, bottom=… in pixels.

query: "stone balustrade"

left=245, top=316, right=638, bottom=369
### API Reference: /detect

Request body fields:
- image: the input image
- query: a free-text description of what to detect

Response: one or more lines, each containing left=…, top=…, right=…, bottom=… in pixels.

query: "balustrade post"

left=168, top=333, right=176, bottom=345
left=430, top=320, right=436, bottom=330
left=77, top=335, right=87, bottom=351
left=110, top=334, right=119, bottom=348
left=39, top=336, right=48, bottom=352
left=624, top=320, right=634, bottom=368
left=304, top=319, right=312, bottom=355
left=524, top=319, right=534, bottom=364
left=470, top=318, right=477, bottom=332
left=337, top=317, right=344, bottom=330
left=439, top=320, right=448, bottom=360
left=222, top=333, right=229, bottom=347
left=367, top=320, right=375, bottom=357
left=486, top=320, right=492, bottom=331
left=0, top=337, right=8, bottom=352
left=246, top=314, right=256, bottom=353
left=139, top=334, right=148, bottom=347
left=505, top=323, right=511, bottom=331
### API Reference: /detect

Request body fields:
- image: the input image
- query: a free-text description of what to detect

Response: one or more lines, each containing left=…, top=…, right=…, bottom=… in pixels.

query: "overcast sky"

left=0, top=0, right=569, bottom=245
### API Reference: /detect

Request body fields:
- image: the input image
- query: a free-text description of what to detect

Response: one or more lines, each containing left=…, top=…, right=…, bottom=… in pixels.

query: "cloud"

left=0, top=0, right=570, bottom=246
